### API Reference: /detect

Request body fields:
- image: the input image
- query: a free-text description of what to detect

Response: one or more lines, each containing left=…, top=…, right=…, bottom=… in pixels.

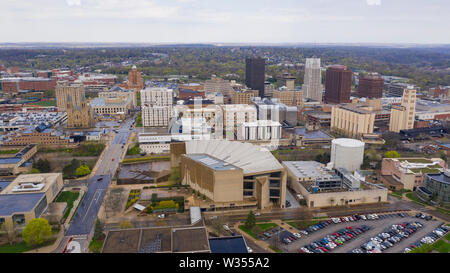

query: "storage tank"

left=330, top=138, right=365, bottom=172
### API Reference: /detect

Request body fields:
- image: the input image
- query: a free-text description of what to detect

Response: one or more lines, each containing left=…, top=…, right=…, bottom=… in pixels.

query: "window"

left=12, top=214, right=25, bottom=227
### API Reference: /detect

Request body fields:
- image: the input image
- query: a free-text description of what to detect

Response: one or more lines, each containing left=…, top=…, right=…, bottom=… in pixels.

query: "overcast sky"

left=1, top=0, right=449, bottom=44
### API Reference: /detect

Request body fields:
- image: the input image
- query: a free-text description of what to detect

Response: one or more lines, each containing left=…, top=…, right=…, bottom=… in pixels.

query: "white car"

left=157, top=214, right=165, bottom=218
left=293, top=233, right=302, bottom=239
left=404, top=248, right=411, bottom=253
left=300, top=230, right=309, bottom=235
left=254, top=212, right=261, bottom=216
left=247, top=247, right=253, bottom=253
left=344, top=217, right=349, bottom=222
left=360, top=215, right=367, bottom=220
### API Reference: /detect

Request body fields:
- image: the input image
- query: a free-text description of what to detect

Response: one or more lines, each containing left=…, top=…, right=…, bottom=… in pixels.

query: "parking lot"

left=279, top=213, right=445, bottom=253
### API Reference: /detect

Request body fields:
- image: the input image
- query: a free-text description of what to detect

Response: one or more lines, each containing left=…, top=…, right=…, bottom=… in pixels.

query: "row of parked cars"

left=404, top=224, right=449, bottom=253
left=353, top=221, right=423, bottom=253
left=415, top=213, right=433, bottom=221
left=299, top=225, right=371, bottom=253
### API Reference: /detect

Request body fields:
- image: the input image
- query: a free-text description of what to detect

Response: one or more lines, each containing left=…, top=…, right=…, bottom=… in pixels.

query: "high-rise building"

left=203, top=76, right=233, bottom=98
left=140, top=87, right=174, bottom=127
left=245, top=57, right=265, bottom=98
left=272, top=90, right=303, bottom=107
left=303, top=58, right=323, bottom=102
left=278, top=72, right=296, bottom=90
left=324, top=65, right=352, bottom=104
left=331, top=104, right=376, bottom=138
left=389, top=89, right=416, bottom=133
left=126, top=65, right=144, bottom=91
left=357, top=75, right=384, bottom=99
left=56, top=81, right=84, bottom=112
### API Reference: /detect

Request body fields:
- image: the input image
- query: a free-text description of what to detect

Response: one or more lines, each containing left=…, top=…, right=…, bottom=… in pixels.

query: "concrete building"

left=251, top=97, right=298, bottom=126
left=2, top=128, right=74, bottom=148
left=55, top=80, right=85, bottom=112
left=330, top=138, right=365, bottom=172
left=99, top=86, right=137, bottom=108
left=0, top=145, right=37, bottom=176
left=289, top=127, right=334, bottom=147
left=141, top=87, right=174, bottom=127
left=237, top=120, right=282, bottom=141
left=331, top=103, right=376, bottom=138
left=173, top=140, right=286, bottom=210
left=90, top=96, right=132, bottom=118
left=245, top=57, right=265, bottom=98
left=283, top=161, right=387, bottom=208
left=0, top=173, right=63, bottom=232
left=173, top=104, right=223, bottom=138
left=324, top=65, right=352, bottom=104
left=277, top=72, right=296, bottom=90
left=140, top=87, right=173, bottom=106
left=122, top=65, right=144, bottom=91
left=203, top=76, right=233, bottom=99
left=389, top=89, right=416, bottom=133
left=272, top=89, right=303, bottom=107
left=138, top=134, right=171, bottom=154
left=385, top=82, right=415, bottom=97
left=380, top=157, right=446, bottom=191
left=303, top=58, right=323, bottom=102
left=221, top=104, right=257, bottom=140
left=231, top=89, right=259, bottom=104
left=415, top=100, right=450, bottom=121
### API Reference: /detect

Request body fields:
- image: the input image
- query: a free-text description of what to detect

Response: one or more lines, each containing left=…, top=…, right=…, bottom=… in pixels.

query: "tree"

left=93, top=218, right=105, bottom=241
left=384, top=150, right=401, bottom=158
left=119, top=221, right=133, bottom=229
left=30, top=168, right=40, bottom=174
left=75, top=165, right=91, bottom=177
left=22, top=218, right=52, bottom=247
left=33, top=158, right=51, bottom=173
left=244, top=211, right=256, bottom=229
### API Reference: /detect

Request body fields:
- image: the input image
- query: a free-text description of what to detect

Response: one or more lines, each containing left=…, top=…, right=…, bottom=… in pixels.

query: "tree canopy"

left=22, top=218, right=52, bottom=247
left=384, top=151, right=401, bottom=158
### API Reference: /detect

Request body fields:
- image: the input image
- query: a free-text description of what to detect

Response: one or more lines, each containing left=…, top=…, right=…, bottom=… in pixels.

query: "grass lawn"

left=122, top=156, right=170, bottom=164
left=405, top=192, right=428, bottom=206
left=239, top=223, right=278, bottom=239
left=56, top=191, right=80, bottom=220
left=0, top=149, right=20, bottom=154
left=0, top=238, right=56, bottom=253
left=446, top=232, right=450, bottom=241
left=27, top=100, right=57, bottom=107
left=286, top=219, right=322, bottom=230
left=89, top=239, right=104, bottom=253
left=433, top=240, right=450, bottom=253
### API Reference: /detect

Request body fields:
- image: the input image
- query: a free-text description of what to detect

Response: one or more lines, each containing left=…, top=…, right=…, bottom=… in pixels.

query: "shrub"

left=22, top=218, right=52, bottom=247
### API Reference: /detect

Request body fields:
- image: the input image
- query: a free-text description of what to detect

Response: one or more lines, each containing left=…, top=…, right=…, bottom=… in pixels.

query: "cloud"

left=66, top=0, right=82, bottom=6
left=366, top=0, right=381, bottom=5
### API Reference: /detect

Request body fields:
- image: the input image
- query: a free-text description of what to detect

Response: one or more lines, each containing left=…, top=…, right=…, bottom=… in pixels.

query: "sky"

left=1, top=0, right=449, bottom=44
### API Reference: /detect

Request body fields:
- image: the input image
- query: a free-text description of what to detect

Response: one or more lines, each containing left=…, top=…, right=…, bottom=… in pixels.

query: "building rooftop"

left=283, top=161, right=336, bottom=180
left=426, top=171, right=450, bottom=185
left=209, top=236, right=248, bottom=253
left=0, top=193, right=44, bottom=216
left=184, top=140, right=283, bottom=174
left=1, top=173, right=60, bottom=195
left=186, top=154, right=240, bottom=171
left=294, top=128, right=333, bottom=139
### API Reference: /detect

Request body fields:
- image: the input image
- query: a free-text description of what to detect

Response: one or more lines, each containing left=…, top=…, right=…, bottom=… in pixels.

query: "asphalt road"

left=60, top=117, right=135, bottom=252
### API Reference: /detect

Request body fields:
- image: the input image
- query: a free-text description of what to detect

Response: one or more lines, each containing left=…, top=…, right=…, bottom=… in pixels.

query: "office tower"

left=389, top=89, right=416, bottom=133
left=303, top=58, right=323, bottom=102
left=245, top=57, right=265, bottom=98
left=56, top=80, right=85, bottom=112
left=324, top=65, right=352, bottom=104
left=140, top=87, right=173, bottom=127
left=203, top=76, right=233, bottom=98
left=357, top=75, right=384, bottom=98
left=127, top=65, right=144, bottom=91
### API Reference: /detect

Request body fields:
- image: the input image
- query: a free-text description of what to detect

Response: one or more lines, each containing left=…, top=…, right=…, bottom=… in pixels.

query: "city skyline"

left=0, top=0, right=449, bottom=44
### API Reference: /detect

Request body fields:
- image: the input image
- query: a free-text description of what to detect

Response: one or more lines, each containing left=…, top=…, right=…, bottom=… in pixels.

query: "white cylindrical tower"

left=330, top=138, right=365, bottom=172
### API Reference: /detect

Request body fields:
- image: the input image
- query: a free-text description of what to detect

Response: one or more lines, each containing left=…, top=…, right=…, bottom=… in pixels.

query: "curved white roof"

left=184, top=140, right=283, bottom=175
left=332, top=138, right=365, bottom=148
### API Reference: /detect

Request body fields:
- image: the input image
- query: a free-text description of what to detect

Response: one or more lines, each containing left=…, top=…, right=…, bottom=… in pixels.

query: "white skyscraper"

left=303, top=58, right=323, bottom=102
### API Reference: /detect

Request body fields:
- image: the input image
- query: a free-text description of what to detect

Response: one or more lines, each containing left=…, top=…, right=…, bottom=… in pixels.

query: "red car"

left=346, top=226, right=353, bottom=230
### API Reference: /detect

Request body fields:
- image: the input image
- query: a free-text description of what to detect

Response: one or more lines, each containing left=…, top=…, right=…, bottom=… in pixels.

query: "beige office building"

left=99, top=88, right=137, bottom=108
left=173, top=140, right=287, bottom=210
left=331, top=104, right=376, bottom=138
left=56, top=81, right=85, bottom=112
left=203, top=76, right=233, bottom=98
left=389, top=89, right=416, bottom=133
left=303, top=58, right=323, bottom=102
left=272, top=90, right=303, bottom=107
left=231, top=89, right=259, bottom=104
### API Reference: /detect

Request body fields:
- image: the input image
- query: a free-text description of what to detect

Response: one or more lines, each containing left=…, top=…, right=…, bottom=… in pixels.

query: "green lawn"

left=56, top=191, right=80, bottom=220
left=286, top=219, right=322, bottom=230
left=405, top=192, right=428, bottom=206
left=89, top=239, right=104, bottom=253
left=0, top=149, right=20, bottom=154
left=433, top=240, right=450, bottom=253
left=0, top=238, right=57, bottom=253
left=28, top=100, right=57, bottom=107
left=122, top=156, right=170, bottom=164
left=269, top=245, right=282, bottom=253
left=239, top=223, right=278, bottom=239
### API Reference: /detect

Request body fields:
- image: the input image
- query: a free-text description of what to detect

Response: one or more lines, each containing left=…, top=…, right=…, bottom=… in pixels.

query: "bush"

left=75, top=165, right=91, bottom=177
left=384, top=150, right=401, bottom=158
left=30, top=168, right=40, bottom=174
left=33, top=158, right=51, bottom=173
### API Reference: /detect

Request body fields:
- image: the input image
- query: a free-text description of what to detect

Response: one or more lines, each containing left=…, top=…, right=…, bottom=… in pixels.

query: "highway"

left=59, top=117, right=135, bottom=252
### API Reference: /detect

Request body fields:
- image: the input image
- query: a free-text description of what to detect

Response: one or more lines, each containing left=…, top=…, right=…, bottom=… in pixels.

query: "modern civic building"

left=416, top=171, right=450, bottom=207
left=0, top=173, right=63, bottom=232
left=245, top=57, right=265, bottom=98
left=303, top=58, right=323, bottom=102
left=172, top=140, right=286, bottom=210
left=324, top=65, right=352, bottom=104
